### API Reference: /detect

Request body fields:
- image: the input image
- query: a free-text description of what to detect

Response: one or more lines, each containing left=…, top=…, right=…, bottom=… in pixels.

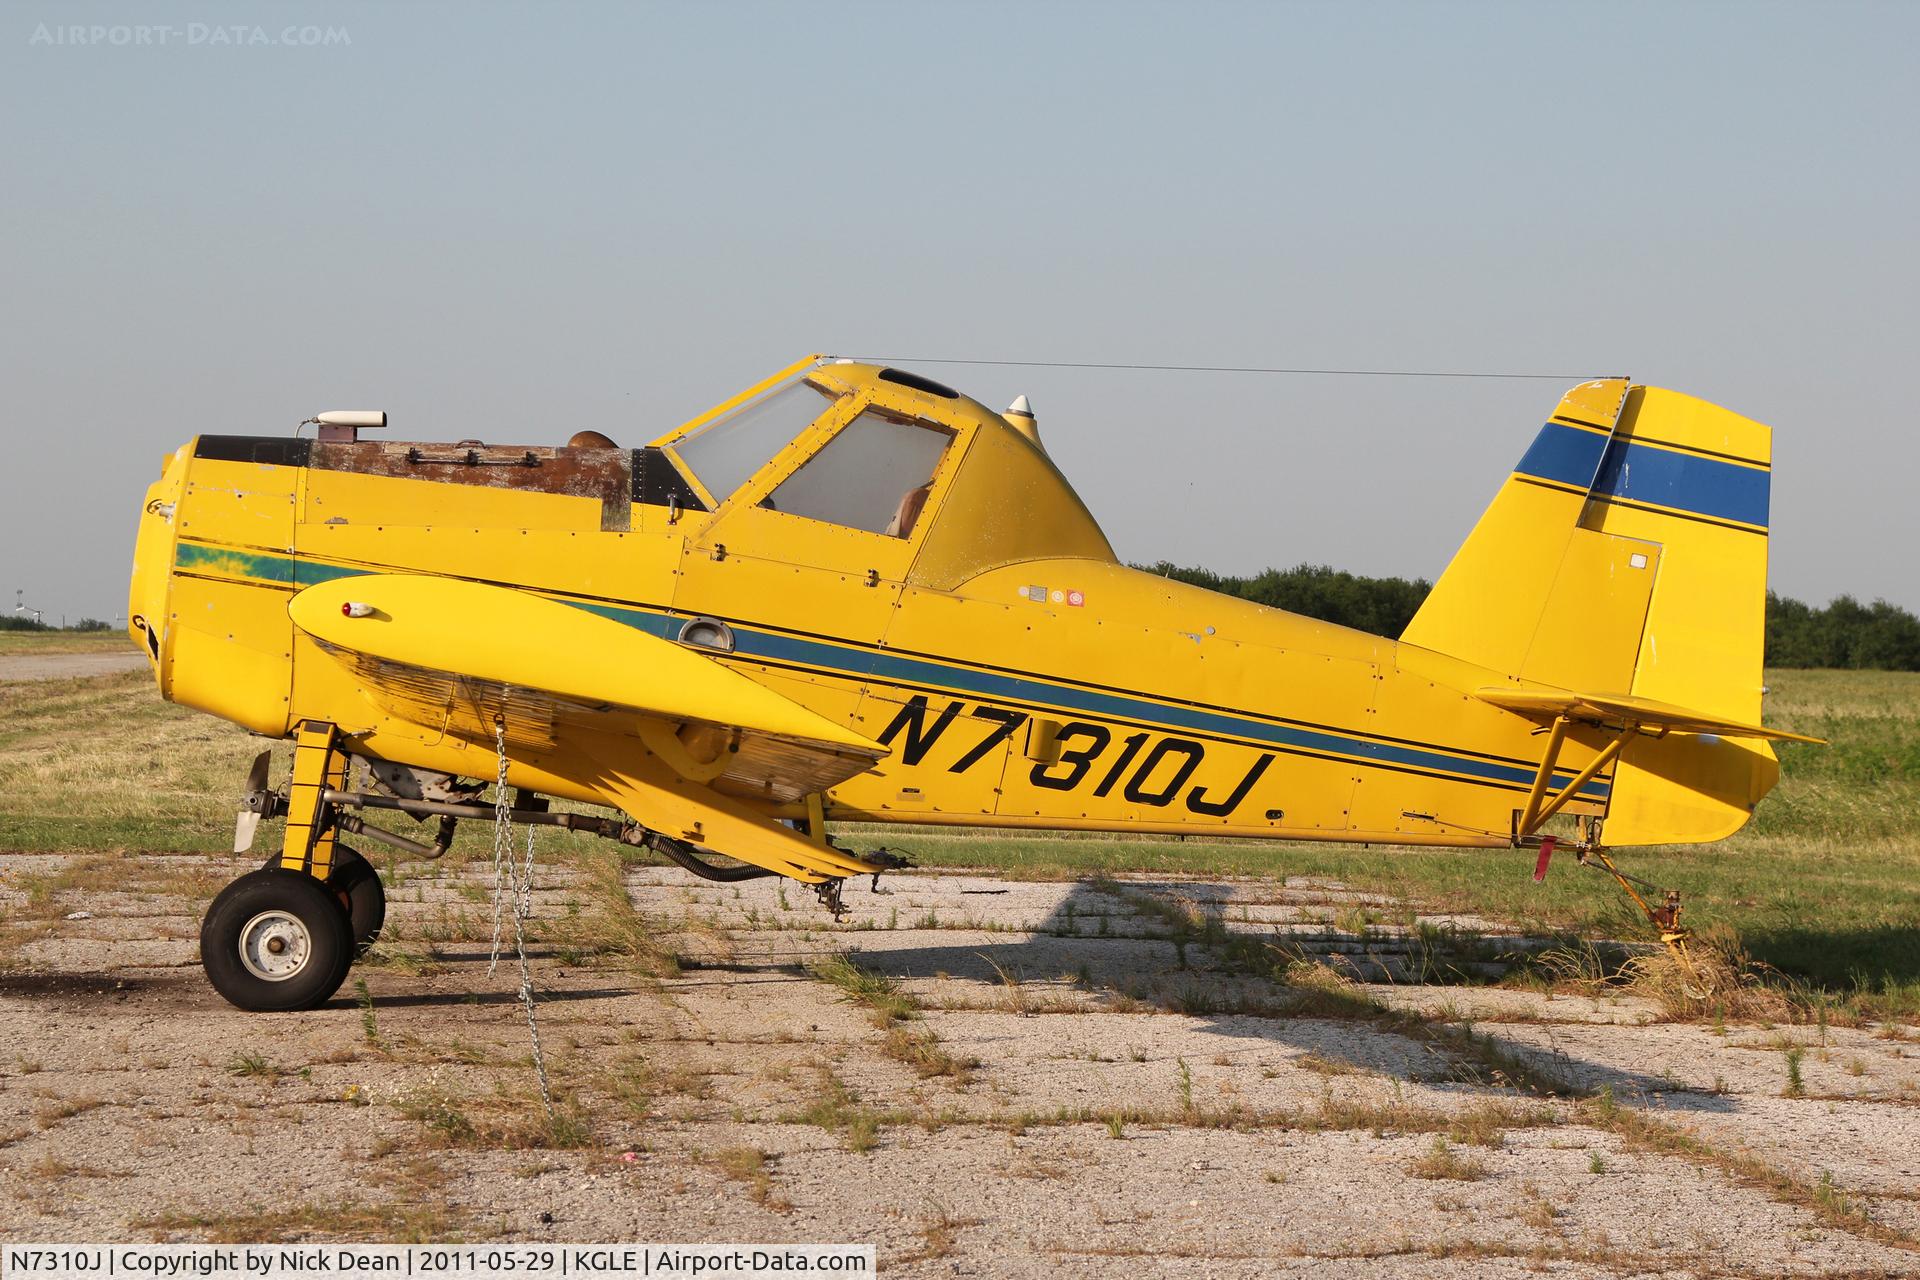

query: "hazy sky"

left=4, top=0, right=1915, bottom=624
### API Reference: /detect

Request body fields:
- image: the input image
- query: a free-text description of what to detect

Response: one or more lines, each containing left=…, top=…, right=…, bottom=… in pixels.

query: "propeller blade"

left=244, top=749, right=271, bottom=794
left=234, top=749, right=272, bottom=853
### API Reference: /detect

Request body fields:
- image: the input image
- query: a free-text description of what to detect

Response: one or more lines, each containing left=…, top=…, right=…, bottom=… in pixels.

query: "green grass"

left=0, top=670, right=266, bottom=849
left=0, top=669, right=623, bottom=862
left=0, top=631, right=137, bottom=655
left=2, top=666, right=1914, bottom=1016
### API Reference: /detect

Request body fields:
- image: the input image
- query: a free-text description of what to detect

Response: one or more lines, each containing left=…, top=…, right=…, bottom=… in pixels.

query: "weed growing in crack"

left=1784, top=1047, right=1807, bottom=1098
left=978, top=953, right=1033, bottom=1015
left=899, top=1201, right=981, bottom=1264
left=786, top=1070, right=897, bottom=1154
left=355, top=978, right=382, bottom=1048
left=1814, top=1170, right=1853, bottom=1218
left=808, top=953, right=917, bottom=1027
left=708, top=1146, right=783, bottom=1208
left=883, top=1026, right=977, bottom=1084
left=1411, top=1136, right=1489, bottom=1181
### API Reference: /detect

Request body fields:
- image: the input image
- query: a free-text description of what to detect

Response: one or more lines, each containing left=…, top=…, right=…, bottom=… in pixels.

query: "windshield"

left=668, top=377, right=842, bottom=505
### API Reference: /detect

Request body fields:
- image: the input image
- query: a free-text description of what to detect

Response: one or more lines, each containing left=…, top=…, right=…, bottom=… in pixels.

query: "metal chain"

left=487, top=721, right=514, bottom=973
left=520, top=823, right=538, bottom=919
left=491, top=717, right=554, bottom=1118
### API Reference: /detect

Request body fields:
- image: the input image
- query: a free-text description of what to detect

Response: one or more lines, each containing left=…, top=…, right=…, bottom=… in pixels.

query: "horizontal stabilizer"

left=1474, top=687, right=1824, bottom=745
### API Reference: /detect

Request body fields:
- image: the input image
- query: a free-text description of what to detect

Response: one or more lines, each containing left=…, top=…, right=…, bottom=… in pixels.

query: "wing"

left=288, top=574, right=889, bottom=881
left=1474, top=686, right=1825, bottom=744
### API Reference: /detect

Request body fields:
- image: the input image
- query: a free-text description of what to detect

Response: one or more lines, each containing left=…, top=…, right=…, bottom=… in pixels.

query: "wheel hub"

left=238, top=910, right=312, bottom=982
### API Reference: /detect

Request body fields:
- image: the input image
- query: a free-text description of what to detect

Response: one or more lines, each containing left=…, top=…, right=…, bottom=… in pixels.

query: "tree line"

left=0, top=616, right=113, bottom=632
left=1137, top=562, right=1920, bottom=671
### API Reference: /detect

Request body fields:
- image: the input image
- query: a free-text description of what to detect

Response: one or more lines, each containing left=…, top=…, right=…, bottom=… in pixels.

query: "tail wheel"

left=327, top=847, right=386, bottom=955
left=201, top=869, right=354, bottom=1012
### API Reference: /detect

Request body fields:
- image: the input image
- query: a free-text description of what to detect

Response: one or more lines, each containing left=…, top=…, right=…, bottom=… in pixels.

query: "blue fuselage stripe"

left=174, top=541, right=1608, bottom=798
left=1514, top=422, right=1769, bottom=528
left=577, top=601, right=1605, bottom=797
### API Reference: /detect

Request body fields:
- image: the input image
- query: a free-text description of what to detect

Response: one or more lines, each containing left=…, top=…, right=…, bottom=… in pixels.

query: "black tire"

left=327, top=847, right=386, bottom=955
left=200, top=868, right=355, bottom=1012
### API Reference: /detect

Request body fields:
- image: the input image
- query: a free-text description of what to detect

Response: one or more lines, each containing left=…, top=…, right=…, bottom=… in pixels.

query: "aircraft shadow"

left=0, top=970, right=193, bottom=1000
left=348, top=986, right=633, bottom=1010
left=839, top=878, right=1732, bottom=1111
left=416, top=948, right=583, bottom=964
left=1740, top=921, right=1920, bottom=992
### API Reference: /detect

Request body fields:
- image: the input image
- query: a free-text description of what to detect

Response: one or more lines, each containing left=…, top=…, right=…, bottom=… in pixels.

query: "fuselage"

left=129, top=361, right=1616, bottom=855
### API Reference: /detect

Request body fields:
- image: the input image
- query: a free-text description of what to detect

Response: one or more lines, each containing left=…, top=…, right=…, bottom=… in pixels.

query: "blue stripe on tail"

left=1514, top=423, right=1769, bottom=529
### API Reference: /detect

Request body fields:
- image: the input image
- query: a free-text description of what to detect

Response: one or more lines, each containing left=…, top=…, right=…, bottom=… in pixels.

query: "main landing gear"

left=200, top=718, right=882, bottom=1010
left=202, top=721, right=390, bottom=1012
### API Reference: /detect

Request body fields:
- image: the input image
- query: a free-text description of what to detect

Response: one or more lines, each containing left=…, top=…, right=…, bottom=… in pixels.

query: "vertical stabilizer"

left=1402, top=381, right=1780, bottom=845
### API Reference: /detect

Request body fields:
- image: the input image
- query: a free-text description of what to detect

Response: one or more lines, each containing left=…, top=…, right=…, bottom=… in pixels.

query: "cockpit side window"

left=766, top=407, right=954, bottom=538
left=669, top=377, right=842, bottom=506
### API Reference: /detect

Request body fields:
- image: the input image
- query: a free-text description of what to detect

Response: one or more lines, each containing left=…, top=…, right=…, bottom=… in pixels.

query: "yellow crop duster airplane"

left=129, top=356, right=1816, bottom=1011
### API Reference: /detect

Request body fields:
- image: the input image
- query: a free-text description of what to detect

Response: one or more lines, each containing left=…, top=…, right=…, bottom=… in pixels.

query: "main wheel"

left=200, top=868, right=355, bottom=1012
left=327, top=847, right=386, bottom=956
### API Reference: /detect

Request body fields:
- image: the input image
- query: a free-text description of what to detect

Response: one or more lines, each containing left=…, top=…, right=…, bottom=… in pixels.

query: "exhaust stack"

left=305, top=410, right=388, bottom=443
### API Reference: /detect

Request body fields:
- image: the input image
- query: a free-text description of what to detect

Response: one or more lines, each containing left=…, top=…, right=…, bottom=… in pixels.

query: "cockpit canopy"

left=651, top=359, right=1114, bottom=590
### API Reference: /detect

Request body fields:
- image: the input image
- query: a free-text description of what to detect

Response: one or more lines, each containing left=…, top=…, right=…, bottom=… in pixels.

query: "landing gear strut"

left=1534, top=817, right=1709, bottom=993
left=1579, top=846, right=1692, bottom=951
